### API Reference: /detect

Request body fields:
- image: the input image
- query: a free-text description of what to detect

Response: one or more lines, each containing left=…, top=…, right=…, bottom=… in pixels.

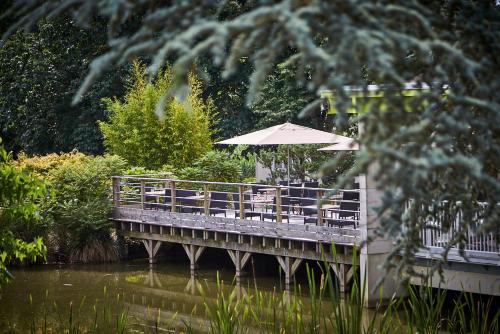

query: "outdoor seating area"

left=114, top=176, right=361, bottom=228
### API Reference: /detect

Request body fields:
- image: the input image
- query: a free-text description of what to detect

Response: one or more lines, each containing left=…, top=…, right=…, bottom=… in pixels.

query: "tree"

left=201, top=57, right=260, bottom=139
left=0, top=16, right=127, bottom=155
left=251, top=62, right=327, bottom=130
left=4, top=1, right=500, bottom=277
left=0, top=138, right=47, bottom=287
left=99, top=62, right=213, bottom=169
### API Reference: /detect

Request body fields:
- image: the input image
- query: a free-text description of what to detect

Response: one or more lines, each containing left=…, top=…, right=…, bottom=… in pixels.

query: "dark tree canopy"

left=0, top=16, right=127, bottom=155
left=3, top=0, right=500, bottom=276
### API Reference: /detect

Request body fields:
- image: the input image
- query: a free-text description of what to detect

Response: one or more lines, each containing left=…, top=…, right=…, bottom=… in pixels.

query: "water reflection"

left=0, top=261, right=317, bottom=332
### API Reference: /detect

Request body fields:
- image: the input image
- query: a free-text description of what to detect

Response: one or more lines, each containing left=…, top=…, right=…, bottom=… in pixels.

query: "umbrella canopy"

left=217, top=122, right=353, bottom=184
left=318, top=139, right=359, bottom=151
left=217, top=122, right=352, bottom=145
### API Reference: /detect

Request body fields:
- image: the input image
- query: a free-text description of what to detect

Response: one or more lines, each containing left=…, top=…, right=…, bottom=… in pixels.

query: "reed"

left=26, top=287, right=130, bottom=334
left=200, top=244, right=499, bottom=334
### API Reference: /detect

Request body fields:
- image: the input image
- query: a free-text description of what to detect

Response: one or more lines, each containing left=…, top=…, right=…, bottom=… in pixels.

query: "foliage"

left=0, top=16, right=126, bottom=155
left=230, top=145, right=256, bottom=180
left=0, top=138, right=47, bottom=287
left=251, top=61, right=327, bottom=130
left=99, top=61, right=213, bottom=170
left=177, top=150, right=242, bottom=183
left=6, top=0, right=499, bottom=276
left=13, top=151, right=128, bottom=263
left=202, top=55, right=260, bottom=140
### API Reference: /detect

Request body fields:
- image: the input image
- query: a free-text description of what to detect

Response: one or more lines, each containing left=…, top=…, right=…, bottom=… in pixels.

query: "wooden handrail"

left=111, top=175, right=353, bottom=193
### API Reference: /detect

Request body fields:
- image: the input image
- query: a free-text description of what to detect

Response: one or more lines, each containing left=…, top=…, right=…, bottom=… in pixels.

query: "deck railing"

left=111, top=175, right=361, bottom=228
left=414, top=203, right=499, bottom=264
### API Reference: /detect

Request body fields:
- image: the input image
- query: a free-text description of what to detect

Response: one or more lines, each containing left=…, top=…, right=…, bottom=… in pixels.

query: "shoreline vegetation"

left=8, top=248, right=500, bottom=334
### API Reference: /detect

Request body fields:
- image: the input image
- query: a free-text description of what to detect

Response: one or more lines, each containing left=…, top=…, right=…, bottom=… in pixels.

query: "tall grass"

left=26, top=286, right=130, bottom=334
left=199, top=244, right=499, bottom=334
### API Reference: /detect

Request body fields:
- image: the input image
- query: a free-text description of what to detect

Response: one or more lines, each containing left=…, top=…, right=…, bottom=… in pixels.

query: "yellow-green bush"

left=12, top=152, right=128, bottom=263
left=99, top=61, right=214, bottom=169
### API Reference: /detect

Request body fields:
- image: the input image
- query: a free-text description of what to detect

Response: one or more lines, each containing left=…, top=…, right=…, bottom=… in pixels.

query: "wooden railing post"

left=171, top=181, right=177, bottom=213
left=140, top=179, right=146, bottom=210
left=238, top=185, right=245, bottom=220
left=276, top=186, right=282, bottom=223
left=112, top=176, right=121, bottom=206
left=204, top=183, right=210, bottom=216
left=317, top=189, right=324, bottom=226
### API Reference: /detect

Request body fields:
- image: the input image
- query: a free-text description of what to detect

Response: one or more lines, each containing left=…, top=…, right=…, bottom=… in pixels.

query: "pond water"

left=0, top=255, right=338, bottom=333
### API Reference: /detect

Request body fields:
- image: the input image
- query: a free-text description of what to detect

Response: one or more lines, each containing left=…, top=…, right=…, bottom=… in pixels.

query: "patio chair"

left=277, top=180, right=289, bottom=195
left=301, top=197, right=318, bottom=225
left=176, top=189, right=202, bottom=214
left=326, top=190, right=359, bottom=228
left=262, top=196, right=290, bottom=223
left=304, top=188, right=319, bottom=200
left=143, top=186, right=155, bottom=210
left=209, top=191, right=228, bottom=217
left=233, top=193, right=261, bottom=220
left=288, top=183, right=303, bottom=213
left=250, top=183, right=261, bottom=196
left=157, top=188, right=172, bottom=211
left=304, top=181, right=319, bottom=189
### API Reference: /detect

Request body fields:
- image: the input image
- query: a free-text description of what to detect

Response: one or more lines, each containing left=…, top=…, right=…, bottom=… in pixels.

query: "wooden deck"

left=110, top=174, right=500, bottom=298
left=112, top=206, right=360, bottom=291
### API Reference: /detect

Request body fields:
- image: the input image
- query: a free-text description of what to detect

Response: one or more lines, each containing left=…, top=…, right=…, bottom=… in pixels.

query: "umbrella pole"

left=287, top=147, right=290, bottom=187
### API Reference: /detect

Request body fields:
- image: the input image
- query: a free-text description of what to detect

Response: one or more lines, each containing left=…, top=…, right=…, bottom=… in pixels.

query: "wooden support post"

left=142, top=239, right=162, bottom=264
left=238, top=185, right=245, bottom=220
left=112, top=176, right=121, bottom=206
left=140, top=179, right=146, bottom=210
left=317, top=190, right=324, bottom=226
left=276, top=256, right=303, bottom=288
left=330, top=263, right=353, bottom=293
left=227, top=250, right=252, bottom=277
left=170, top=181, right=176, bottom=213
left=182, top=244, right=206, bottom=274
left=204, top=184, right=210, bottom=216
left=275, top=186, right=282, bottom=223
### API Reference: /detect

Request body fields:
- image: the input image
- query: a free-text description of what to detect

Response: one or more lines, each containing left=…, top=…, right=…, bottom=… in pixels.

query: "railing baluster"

left=275, top=186, right=282, bottom=223
left=238, top=185, right=245, bottom=220
left=317, top=190, right=324, bottom=226
left=112, top=176, right=121, bottom=206
left=171, top=180, right=176, bottom=213
left=140, top=179, right=145, bottom=210
left=204, top=183, right=210, bottom=216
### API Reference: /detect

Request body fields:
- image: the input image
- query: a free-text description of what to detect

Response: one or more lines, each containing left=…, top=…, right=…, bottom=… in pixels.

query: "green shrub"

left=230, top=145, right=256, bottom=180
left=99, top=61, right=213, bottom=169
left=175, top=150, right=242, bottom=191
left=176, top=150, right=239, bottom=187
left=0, top=139, right=48, bottom=286
left=13, top=152, right=128, bottom=263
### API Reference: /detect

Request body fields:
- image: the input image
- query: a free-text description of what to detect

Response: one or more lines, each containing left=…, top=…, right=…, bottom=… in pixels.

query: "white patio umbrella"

left=216, top=122, right=353, bottom=184
left=318, top=138, right=359, bottom=151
